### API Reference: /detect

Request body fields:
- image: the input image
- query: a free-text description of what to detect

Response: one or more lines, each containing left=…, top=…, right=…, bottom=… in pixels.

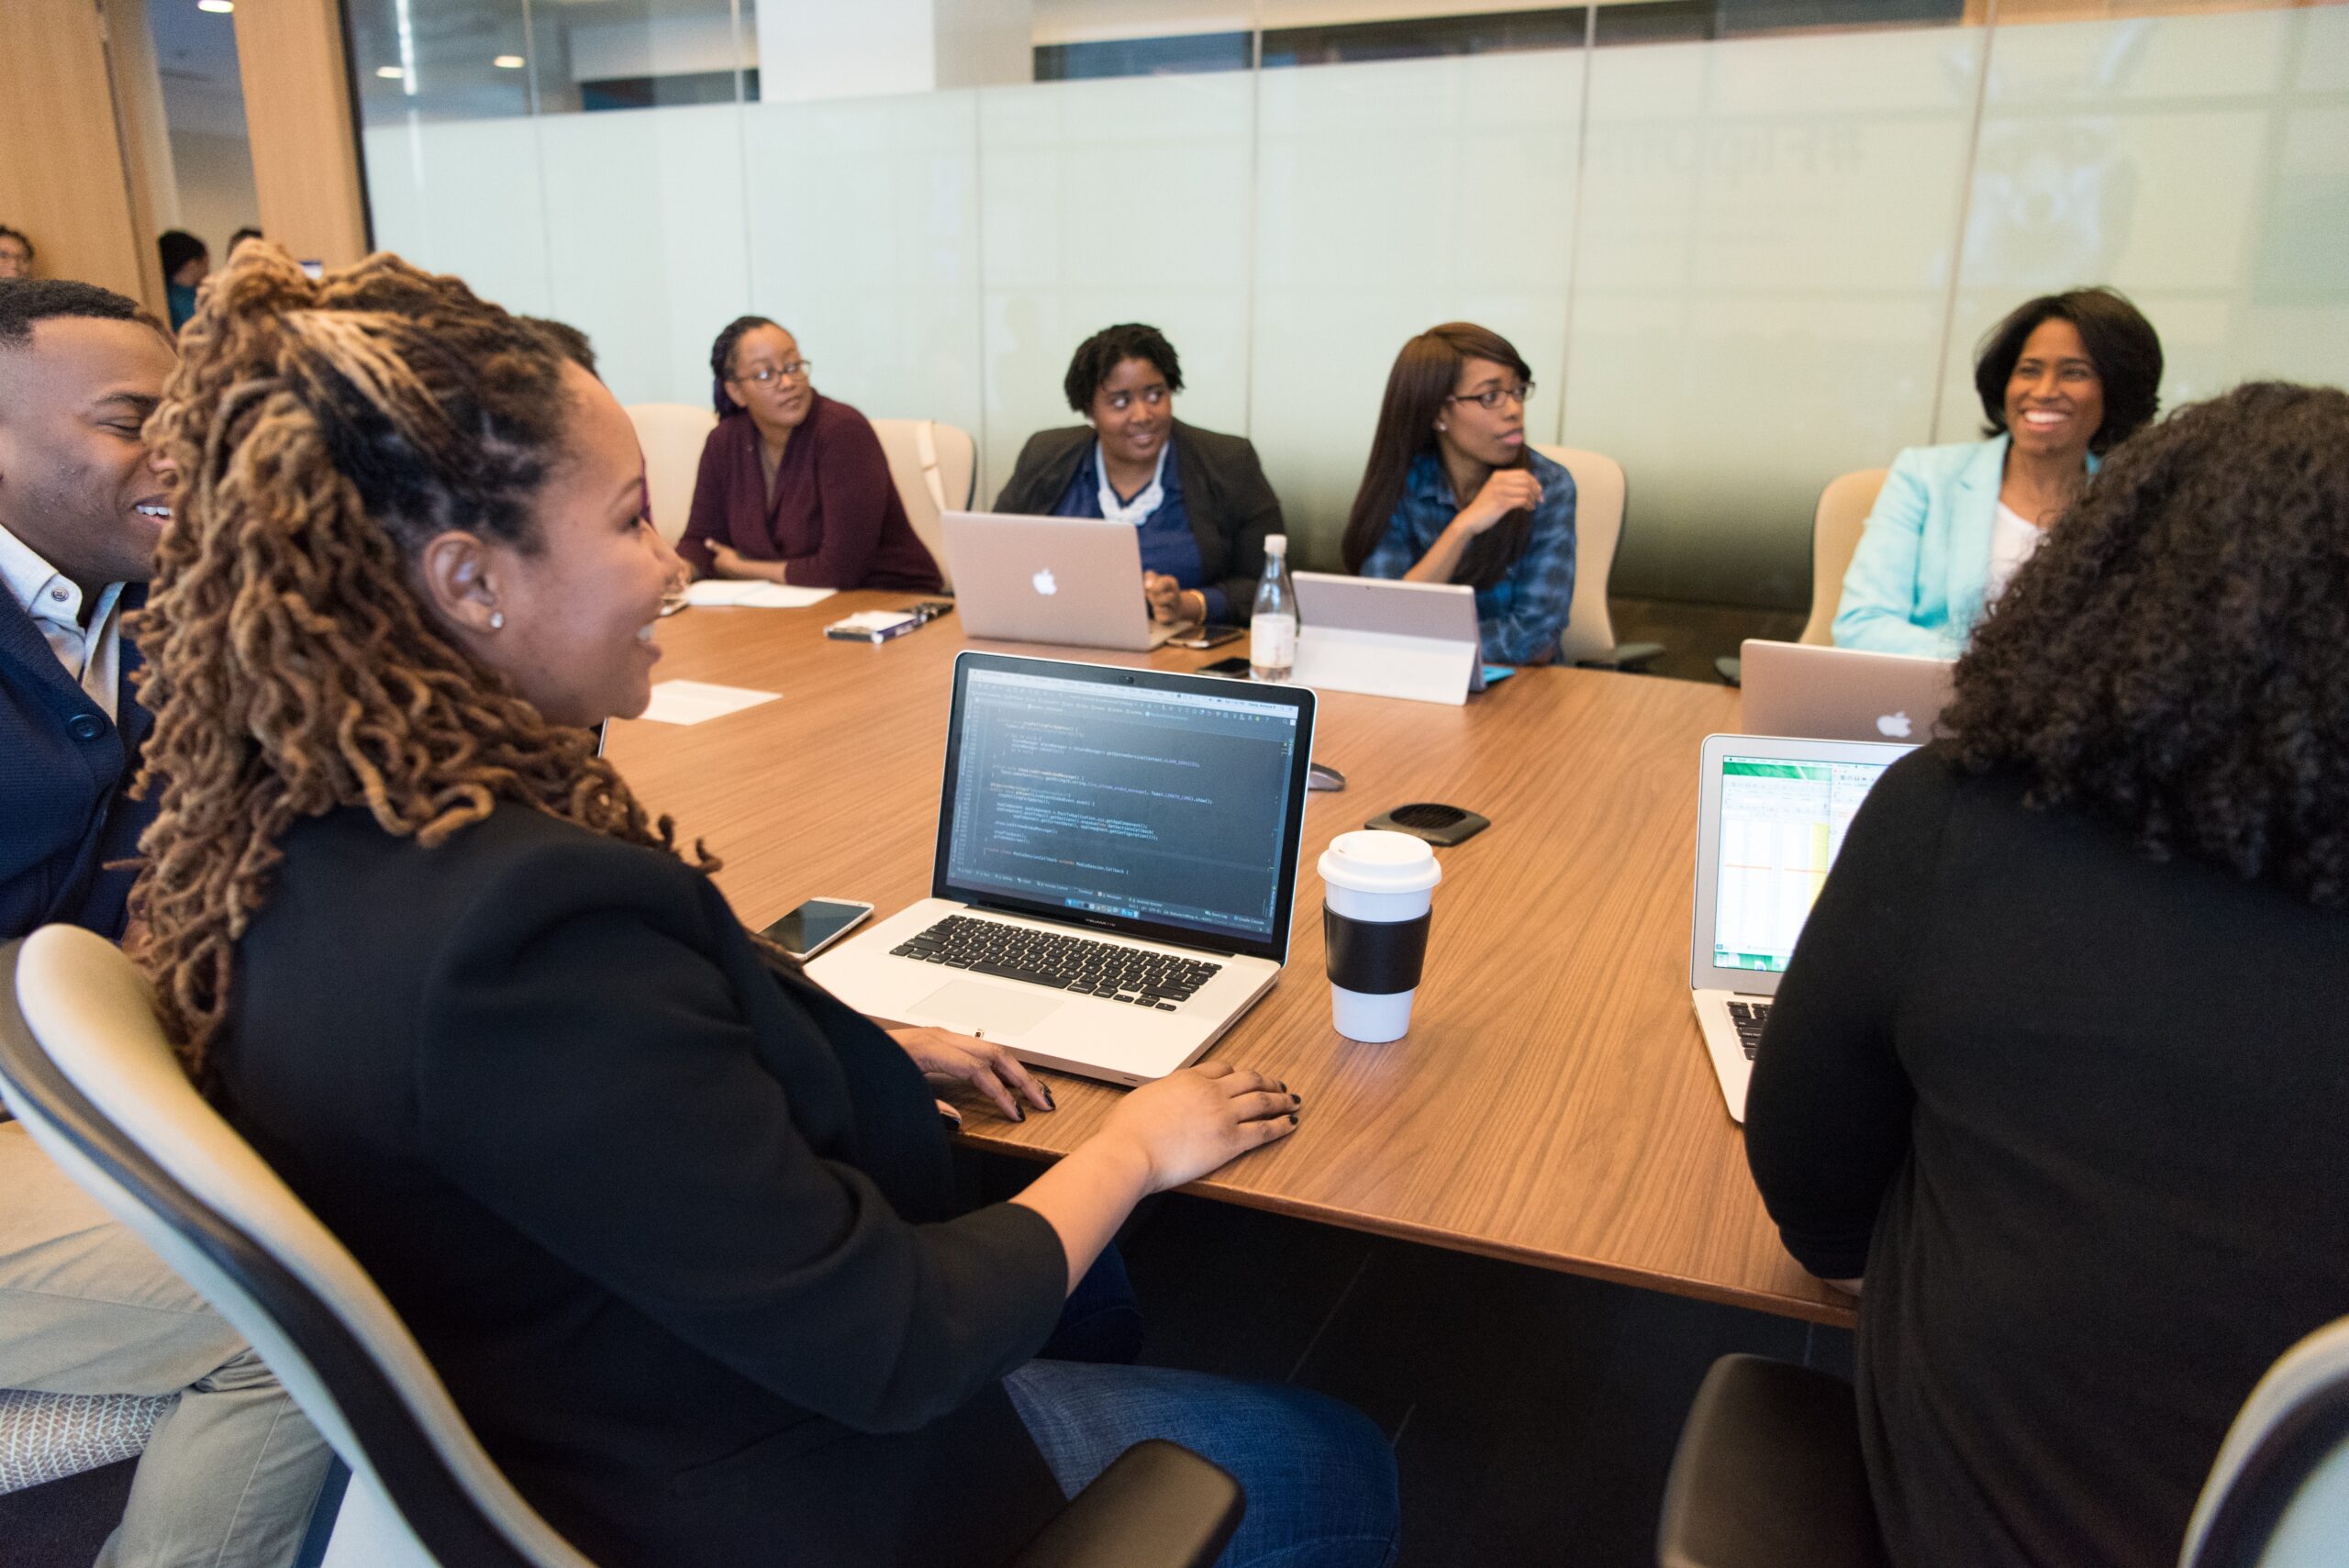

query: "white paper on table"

left=681, top=580, right=837, bottom=609
left=638, top=679, right=780, bottom=726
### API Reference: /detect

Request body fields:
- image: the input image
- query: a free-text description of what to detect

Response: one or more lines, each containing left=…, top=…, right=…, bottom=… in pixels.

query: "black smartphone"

left=1172, top=624, right=1244, bottom=651
left=1197, top=655, right=1253, bottom=677
left=760, top=897, right=874, bottom=960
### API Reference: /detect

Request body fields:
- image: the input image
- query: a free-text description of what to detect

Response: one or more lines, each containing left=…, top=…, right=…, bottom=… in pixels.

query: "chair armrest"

left=1575, top=641, right=1666, bottom=673
left=1003, top=1440, right=1243, bottom=1568
left=1657, top=1355, right=1883, bottom=1568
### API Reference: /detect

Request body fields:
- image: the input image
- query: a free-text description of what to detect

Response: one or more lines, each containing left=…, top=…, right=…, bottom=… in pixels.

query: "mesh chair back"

left=0, top=928, right=597, bottom=1568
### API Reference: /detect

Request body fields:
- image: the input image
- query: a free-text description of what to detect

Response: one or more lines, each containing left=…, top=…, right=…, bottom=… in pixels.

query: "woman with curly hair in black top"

left=1745, top=382, right=2349, bottom=1568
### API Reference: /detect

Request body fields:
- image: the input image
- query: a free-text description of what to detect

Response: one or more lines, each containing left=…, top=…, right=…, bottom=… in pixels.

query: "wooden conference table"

left=604, top=591, right=1854, bottom=1328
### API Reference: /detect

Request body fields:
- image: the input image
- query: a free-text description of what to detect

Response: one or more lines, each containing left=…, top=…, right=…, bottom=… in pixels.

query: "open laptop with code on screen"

left=809, top=651, right=1316, bottom=1085
left=1688, top=733, right=1913, bottom=1121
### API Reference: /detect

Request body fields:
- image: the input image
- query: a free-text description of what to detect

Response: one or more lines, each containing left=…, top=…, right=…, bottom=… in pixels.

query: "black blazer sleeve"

left=1179, top=426, right=1280, bottom=621
left=991, top=428, right=1089, bottom=516
left=1743, top=748, right=1954, bottom=1280
left=412, top=836, right=1068, bottom=1434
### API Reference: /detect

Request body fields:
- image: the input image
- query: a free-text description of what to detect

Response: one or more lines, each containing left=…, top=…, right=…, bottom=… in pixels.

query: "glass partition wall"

left=344, top=0, right=2349, bottom=608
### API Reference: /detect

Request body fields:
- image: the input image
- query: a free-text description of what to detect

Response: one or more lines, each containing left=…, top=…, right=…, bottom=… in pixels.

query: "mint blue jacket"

left=1832, top=435, right=2098, bottom=659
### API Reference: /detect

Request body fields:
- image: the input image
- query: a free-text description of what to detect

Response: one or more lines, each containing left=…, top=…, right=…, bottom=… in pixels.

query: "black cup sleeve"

left=1323, top=906, right=1431, bottom=995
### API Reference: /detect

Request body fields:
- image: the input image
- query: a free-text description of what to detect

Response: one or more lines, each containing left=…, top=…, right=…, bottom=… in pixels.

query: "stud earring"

left=488, top=611, right=505, bottom=630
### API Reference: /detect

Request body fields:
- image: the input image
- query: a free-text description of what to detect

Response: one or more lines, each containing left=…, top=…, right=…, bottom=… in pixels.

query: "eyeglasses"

left=1447, top=383, right=1533, bottom=411
left=734, top=361, right=812, bottom=385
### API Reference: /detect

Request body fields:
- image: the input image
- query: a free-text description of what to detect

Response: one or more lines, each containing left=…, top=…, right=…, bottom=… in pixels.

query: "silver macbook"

left=942, top=510, right=1183, bottom=651
left=1741, top=639, right=1956, bottom=745
left=808, top=651, right=1317, bottom=1085
left=1689, top=733, right=1911, bottom=1121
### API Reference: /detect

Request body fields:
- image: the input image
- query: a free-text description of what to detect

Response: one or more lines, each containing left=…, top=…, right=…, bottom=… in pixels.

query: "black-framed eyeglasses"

left=735, top=361, right=812, bottom=385
left=1447, top=383, right=1533, bottom=411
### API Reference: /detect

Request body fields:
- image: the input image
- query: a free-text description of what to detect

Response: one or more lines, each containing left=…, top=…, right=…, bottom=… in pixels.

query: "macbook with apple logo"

left=1739, top=639, right=1957, bottom=746
left=941, top=510, right=1188, bottom=652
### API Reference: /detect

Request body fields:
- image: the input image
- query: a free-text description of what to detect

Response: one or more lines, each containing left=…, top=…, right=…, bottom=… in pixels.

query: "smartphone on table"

left=761, top=898, right=874, bottom=960
left=1171, top=625, right=1244, bottom=651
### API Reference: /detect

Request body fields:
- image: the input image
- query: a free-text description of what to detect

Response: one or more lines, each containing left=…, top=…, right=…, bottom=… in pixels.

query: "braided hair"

left=131, top=244, right=710, bottom=1081
left=708, top=313, right=781, bottom=417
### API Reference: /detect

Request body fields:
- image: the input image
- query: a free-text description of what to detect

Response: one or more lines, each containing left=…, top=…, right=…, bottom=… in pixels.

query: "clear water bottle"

left=1251, top=534, right=1298, bottom=683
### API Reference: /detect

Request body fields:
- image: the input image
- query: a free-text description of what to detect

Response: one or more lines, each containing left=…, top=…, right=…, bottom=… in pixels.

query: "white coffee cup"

left=1318, top=829, right=1442, bottom=1043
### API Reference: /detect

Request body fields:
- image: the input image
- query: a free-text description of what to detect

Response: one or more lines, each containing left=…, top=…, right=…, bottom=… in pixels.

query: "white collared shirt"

left=0, top=521, right=125, bottom=722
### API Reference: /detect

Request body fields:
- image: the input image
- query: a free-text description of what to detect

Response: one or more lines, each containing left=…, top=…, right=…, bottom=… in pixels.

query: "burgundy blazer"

left=678, top=396, right=941, bottom=592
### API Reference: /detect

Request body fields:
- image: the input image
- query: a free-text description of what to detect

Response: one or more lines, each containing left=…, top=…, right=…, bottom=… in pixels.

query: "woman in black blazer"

left=128, top=249, right=1397, bottom=1568
left=995, top=324, right=1283, bottom=628
left=1745, top=383, right=2349, bottom=1568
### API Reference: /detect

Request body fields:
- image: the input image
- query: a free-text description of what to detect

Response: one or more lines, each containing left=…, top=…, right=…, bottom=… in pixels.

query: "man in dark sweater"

left=0, top=278, right=330, bottom=1568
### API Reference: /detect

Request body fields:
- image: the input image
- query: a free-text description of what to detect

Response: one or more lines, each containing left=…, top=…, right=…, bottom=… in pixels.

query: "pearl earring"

left=488, top=611, right=505, bottom=630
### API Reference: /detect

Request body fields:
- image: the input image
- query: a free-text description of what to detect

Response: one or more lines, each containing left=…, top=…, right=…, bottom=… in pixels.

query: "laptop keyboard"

left=1726, top=999, right=1771, bottom=1060
left=892, top=915, right=1221, bottom=1010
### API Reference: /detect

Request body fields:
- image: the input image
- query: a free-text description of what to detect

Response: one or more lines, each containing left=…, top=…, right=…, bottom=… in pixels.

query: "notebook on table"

left=809, top=651, right=1316, bottom=1085
left=1688, top=732, right=1912, bottom=1122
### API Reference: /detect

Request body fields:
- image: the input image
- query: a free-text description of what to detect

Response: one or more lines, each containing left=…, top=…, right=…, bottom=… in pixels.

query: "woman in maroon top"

left=679, top=317, right=942, bottom=592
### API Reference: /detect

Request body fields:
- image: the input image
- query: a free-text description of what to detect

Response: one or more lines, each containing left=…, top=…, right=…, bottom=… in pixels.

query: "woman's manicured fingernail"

left=1290, top=1093, right=1301, bottom=1106
left=1287, top=1112, right=1299, bottom=1125
left=1043, top=1085, right=1056, bottom=1110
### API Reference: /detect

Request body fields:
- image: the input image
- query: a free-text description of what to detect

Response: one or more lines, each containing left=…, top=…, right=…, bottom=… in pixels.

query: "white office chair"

left=870, top=418, right=977, bottom=590
left=0, top=927, right=1244, bottom=1568
left=1532, top=445, right=1661, bottom=672
left=1715, top=466, right=1888, bottom=685
left=623, top=403, right=718, bottom=547
left=1799, top=468, right=1889, bottom=647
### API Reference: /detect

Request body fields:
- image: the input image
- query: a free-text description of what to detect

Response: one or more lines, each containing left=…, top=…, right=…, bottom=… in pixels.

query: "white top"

left=0, top=520, right=125, bottom=721
left=1985, top=501, right=2045, bottom=607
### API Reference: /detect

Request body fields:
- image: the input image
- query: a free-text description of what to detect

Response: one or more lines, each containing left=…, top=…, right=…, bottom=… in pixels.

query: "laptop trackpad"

left=910, top=980, right=1066, bottom=1040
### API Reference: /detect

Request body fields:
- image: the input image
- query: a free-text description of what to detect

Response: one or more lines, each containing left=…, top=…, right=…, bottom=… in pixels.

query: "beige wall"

left=0, top=0, right=158, bottom=313
left=234, top=0, right=369, bottom=269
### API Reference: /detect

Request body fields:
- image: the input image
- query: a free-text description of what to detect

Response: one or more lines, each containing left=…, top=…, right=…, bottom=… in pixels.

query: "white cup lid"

left=1319, top=829, right=1442, bottom=895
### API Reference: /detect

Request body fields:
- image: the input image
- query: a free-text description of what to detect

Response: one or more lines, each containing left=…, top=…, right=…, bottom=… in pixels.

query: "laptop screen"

left=1709, top=751, right=1897, bottom=974
left=936, top=656, right=1313, bottom=958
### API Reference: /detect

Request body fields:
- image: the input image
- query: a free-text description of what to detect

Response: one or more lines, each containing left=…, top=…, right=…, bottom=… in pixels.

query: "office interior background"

left=6, top=0, right=2342, bottom=616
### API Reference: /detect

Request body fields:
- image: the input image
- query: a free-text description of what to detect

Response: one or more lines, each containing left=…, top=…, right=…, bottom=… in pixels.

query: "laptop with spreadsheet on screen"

left=1688, top=733, right=1913, bottom=1122
left=807, top=651, right=1316, bottom=1085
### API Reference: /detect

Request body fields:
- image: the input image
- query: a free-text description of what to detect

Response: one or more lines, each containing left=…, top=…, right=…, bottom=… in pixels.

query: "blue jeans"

left=1003, top=1360, right=1400, bottom=1568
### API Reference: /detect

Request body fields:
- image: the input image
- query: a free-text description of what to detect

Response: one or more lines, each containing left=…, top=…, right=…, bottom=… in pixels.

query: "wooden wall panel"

left=234, top=0, right=370, bottom=271
left=0, top=0, right=154, bottom=310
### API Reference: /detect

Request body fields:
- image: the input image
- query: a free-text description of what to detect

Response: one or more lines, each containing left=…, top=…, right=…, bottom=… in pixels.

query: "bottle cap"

left=1264, top=534, right=1286, bottom=556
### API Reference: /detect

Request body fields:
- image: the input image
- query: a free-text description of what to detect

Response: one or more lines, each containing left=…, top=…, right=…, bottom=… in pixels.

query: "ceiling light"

left=197, top=0, right=234, bottom=12
left=494, top=54, right=526, bottom=69
left=375, top=65, right=406, bottom=79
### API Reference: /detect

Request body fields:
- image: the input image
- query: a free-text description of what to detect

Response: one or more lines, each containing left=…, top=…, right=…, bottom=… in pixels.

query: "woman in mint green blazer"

left=1834, top=289, right=2162, bottom=658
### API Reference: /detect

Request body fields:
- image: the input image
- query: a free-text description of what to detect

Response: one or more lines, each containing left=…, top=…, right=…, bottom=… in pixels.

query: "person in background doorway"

left=158, top=230, right=210, bottom=332
left=0, top=227, right=35, bottom=281
left=677, top=316, right=941, bottom=592
left=227, top=227, right=264, bottom=260
left=993, top=324, right=1283, bottom=628
left=1833, top=287, right=2164, bottom=658
left=1342, top=321, right=1577, bottom=667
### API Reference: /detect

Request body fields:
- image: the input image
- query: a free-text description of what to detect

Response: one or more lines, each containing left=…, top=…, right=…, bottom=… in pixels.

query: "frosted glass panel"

left=742, top=92, right=985, bottom=443
left=1570, top=28, right=1982, bottom=606
left=1251, top=50, right=1583, bottom=568
left=361, top=119, right=553, bottom=318
left=1936, top=9, right=2349, bottom=441
left=978, top=73, right=1253, bottom=508
left=538, top=105, right=751, bottom=407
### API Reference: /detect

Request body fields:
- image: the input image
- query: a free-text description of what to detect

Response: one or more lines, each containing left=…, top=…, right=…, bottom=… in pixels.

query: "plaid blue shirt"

left=1359, top=448, right=1577, bottom=665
